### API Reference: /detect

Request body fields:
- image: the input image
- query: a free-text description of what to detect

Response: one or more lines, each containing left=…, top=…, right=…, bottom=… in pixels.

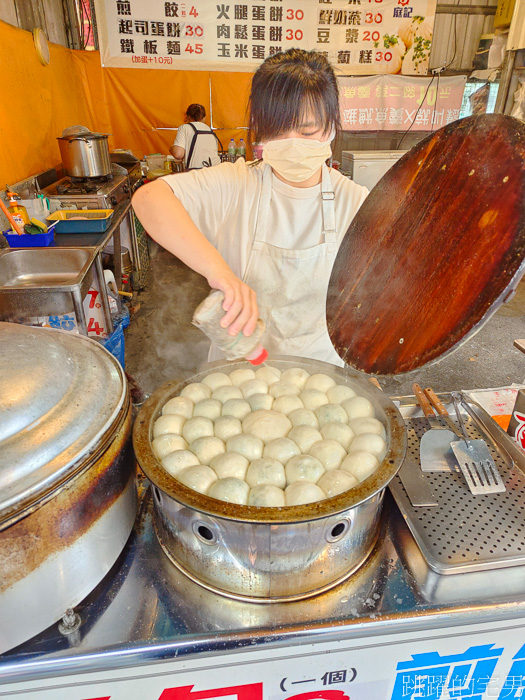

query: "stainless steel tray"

left=389, top=394, right=525, bottom=575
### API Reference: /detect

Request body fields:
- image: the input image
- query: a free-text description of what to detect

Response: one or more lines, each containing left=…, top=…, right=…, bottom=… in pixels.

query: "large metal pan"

left=133, top=356, right=406, bottom=602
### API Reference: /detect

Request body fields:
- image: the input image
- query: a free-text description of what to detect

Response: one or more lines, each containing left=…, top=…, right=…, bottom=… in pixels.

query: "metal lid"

left=0, top=323, right=127, bottom=524
left=59, top=125, right=110, bottom=140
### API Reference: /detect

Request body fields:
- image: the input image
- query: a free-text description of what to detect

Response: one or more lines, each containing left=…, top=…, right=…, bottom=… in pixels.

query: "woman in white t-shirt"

left=133, top=49, right=368, bottom=365
left=170, top=104, right=221, bottom=170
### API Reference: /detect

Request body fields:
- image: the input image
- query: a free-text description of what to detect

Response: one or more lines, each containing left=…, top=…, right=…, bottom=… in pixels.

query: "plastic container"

left=192, top=290, right=267, bottom=364
left=7, top=194, right=30, bottom=230
left=237, top=139, right=246, bottom=157
left=3, top=229, right=55, bottom=247
left=46, top=210, right=114, bottom=234
left=227, top=139, right=237, bottom=156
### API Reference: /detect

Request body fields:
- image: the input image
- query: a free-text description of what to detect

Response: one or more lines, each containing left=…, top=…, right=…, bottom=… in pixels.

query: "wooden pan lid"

left=326, top=114, right=525, bottom=375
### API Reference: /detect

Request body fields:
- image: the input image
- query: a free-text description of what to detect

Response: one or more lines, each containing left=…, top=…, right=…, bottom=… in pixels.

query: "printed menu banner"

left=339, top=75, right=467, bottom=130
left=93, top=0, right=437, bottom=73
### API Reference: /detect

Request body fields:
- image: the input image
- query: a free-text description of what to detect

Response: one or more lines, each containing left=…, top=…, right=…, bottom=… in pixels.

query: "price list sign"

left=94, top=0, right=437, bottom=74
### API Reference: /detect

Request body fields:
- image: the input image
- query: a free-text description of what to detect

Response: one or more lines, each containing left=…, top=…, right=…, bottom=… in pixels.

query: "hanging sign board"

left=93, top=0, right=437, bottom=74
left=339, top=75, right=467, bottom=130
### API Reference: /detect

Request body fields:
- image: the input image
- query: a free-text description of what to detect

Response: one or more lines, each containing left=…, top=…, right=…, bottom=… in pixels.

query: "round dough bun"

left=226, top=433, right=264, bottom=461
left=285, top=454, right=325, bottom=484
left=263, top=437, right=300, bottom=465
left=248, top=484, right=286, bottom=507
left=304, top=373, right=336, bottom=393
left=213, top=415, right=242, bottom=441
left=350, top=417, right=386, bottom=439
left=189, top=436, right=225, bottom=465
left=342, top=396, right=375, bottom=421
left=327, top=384, right=356, bottom=404
left=246, top=458, right=286, bottom=488
left=317, top=470, right=358, bottom=498
left=162, top=396, right=193, bottom=419
left=229, top=368, right=256, bottom=387
left=208, top=477, right=250, bottom=505
left=248, top=392, right=274, bottom=411
left=212, top=385, right=243, bottom=403
left=201, top=371, right=232, bottom=391
left=269, top=381, right=301, bottom=398
left=309, top=439, right=347, bottom=471
left=289, top=408, right=319, bottom=428
left=180, top=382, right=212, bottom=403
left=182, top=416, right=214, bottom=444
left=281, top=367, right=310, bottom=390
left=300, top=389, right=329, bottom=411
left=255, top=365, right=281, bottom=384
left=153, top=414, right=186, bottom=438
left=341, top=451, right=380, bottom=482
left=288, top=425, right=323, bottom=453
left=285, top=481, right=326, bottom=506
left=272, top=395, right=304, bottom=416
left=152, top=434, right=188, bottom=459
left=193, top=398, right=222, bottom=421
left=348, top=433, right=386, bottom=458
left=315, top=403, right=349, bottom=427
left=161, top=449, right=200, bottom=477
left=240, top=378, right=268, bottom=399
left=320, top=422, right=355, bottom=450
left=176, top=465, right=217, bottom=494
left=222, top=398, right=251, bottom=420
left=242, top=409, right=292, bottom=442
left=210, top=452, right=249, bottom=480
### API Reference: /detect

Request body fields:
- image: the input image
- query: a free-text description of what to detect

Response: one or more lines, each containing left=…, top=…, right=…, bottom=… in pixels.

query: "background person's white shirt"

left=162, top=159, right=368, bottom=279
left=173, top=122, right=221, bottom=169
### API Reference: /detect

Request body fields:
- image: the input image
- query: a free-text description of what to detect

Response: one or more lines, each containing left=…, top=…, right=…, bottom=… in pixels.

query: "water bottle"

left=227, top=138, right=237, bottom=162
left=192, top=290, right=268, bottom=364
left=237, top=138, right=246, bottom=158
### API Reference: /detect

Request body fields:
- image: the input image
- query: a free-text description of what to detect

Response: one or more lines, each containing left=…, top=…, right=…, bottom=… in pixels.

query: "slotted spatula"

left=425, top=388, right=506, bottom=495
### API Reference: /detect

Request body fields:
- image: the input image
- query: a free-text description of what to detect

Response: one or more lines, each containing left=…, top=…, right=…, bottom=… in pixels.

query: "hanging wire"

left=398, top=13, right=459, bottom=148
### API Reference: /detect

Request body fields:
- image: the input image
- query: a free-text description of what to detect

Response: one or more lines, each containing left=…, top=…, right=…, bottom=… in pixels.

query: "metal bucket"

left=133, top=356, right=407, bottom=602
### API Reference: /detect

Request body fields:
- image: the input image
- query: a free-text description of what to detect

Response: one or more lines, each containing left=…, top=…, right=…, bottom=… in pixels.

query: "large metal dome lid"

left=0, top=323, right=127, bottom=524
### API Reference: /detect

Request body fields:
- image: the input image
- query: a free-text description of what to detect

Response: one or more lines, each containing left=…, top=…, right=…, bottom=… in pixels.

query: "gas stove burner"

left=56, top=175, right=113, bottom=195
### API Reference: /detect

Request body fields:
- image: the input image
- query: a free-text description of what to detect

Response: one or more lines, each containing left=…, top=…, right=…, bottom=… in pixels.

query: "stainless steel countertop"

left=2, top=485, right=525, bottom=685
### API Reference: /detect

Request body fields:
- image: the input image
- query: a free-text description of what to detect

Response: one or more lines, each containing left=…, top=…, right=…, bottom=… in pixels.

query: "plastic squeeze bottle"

left=192, top=290, right=268, bottom=365
left=7, top=193, right=30, bottom=229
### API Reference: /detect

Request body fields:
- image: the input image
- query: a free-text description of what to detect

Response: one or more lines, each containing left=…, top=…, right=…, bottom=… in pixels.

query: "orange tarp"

left=0, top=20, right=253, bottom=187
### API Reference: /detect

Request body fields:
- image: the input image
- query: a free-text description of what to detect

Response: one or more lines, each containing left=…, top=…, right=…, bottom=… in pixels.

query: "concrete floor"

left=126, top=242, right=525, bottom=399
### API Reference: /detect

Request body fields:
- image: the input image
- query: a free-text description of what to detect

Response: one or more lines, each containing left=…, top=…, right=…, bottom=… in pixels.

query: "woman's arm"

left=132, top=179, right=258, bottom=336
left=169, top=145, right=185, bottom=161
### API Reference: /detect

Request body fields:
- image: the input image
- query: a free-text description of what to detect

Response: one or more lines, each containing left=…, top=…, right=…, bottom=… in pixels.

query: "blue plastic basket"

left=3, top=229, right=55, bottom=247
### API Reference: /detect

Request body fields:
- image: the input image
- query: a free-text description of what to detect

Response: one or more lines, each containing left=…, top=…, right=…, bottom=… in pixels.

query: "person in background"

left=134, top=49, right=369, bottom=366
left=170, top=104, right=221, bottom=170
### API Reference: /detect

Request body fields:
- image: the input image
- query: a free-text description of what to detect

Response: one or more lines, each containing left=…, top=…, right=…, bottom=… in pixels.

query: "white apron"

left=208, top=164, right=343, bottom=367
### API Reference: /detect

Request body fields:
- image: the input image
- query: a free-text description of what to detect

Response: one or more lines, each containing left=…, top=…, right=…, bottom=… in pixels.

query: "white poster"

left=94, top=0, right=437, bottom=74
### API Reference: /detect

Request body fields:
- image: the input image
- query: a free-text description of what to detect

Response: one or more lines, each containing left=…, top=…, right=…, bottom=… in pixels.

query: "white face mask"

left=262, top=132, right=334, bottom=183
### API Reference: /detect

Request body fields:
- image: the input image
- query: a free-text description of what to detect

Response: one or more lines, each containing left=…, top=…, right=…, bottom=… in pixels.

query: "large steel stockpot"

left=0, top=323, right=137, bottom=654
left=133, top=356, right=406, bottom=603
left=57, top=127, right=112, bottom=178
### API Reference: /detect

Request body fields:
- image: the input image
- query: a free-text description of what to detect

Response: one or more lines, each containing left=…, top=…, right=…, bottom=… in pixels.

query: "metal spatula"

left=450, top=392, right=506, bottom=495
left=425, top=389, right=506, bottom=495
left=413, top=384, right=460, bottom=473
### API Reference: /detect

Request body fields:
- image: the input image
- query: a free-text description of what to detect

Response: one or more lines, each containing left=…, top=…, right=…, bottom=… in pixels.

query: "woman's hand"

left=206, top=264, right=259, bottom=337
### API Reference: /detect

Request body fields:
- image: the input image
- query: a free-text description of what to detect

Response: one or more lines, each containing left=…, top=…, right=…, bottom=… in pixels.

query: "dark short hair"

left=249, top=49, right=341, bottom=142
left=186, top=104, right=206, bottom=121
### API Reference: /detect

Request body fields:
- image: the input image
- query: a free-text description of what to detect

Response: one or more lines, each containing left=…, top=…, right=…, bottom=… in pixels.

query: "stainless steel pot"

left=0, top=323, right=137, bottom=654
left=58, top=131, right=112, bottom=178
left=133, top=356, right=407, bottom=602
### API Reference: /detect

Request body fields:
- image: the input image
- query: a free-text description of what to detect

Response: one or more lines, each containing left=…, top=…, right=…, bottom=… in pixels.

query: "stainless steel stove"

left=41, top=173, right=130, bottom=210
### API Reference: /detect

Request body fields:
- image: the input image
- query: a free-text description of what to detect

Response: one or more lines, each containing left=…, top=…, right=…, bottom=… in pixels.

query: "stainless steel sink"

left=0, top=248, right=94, bottom=288
left=0, top=247, right=109, bottom=335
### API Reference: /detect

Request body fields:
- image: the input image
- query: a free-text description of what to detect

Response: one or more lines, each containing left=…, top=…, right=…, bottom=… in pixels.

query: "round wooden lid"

left=326, top=114, right=525, bottom=375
